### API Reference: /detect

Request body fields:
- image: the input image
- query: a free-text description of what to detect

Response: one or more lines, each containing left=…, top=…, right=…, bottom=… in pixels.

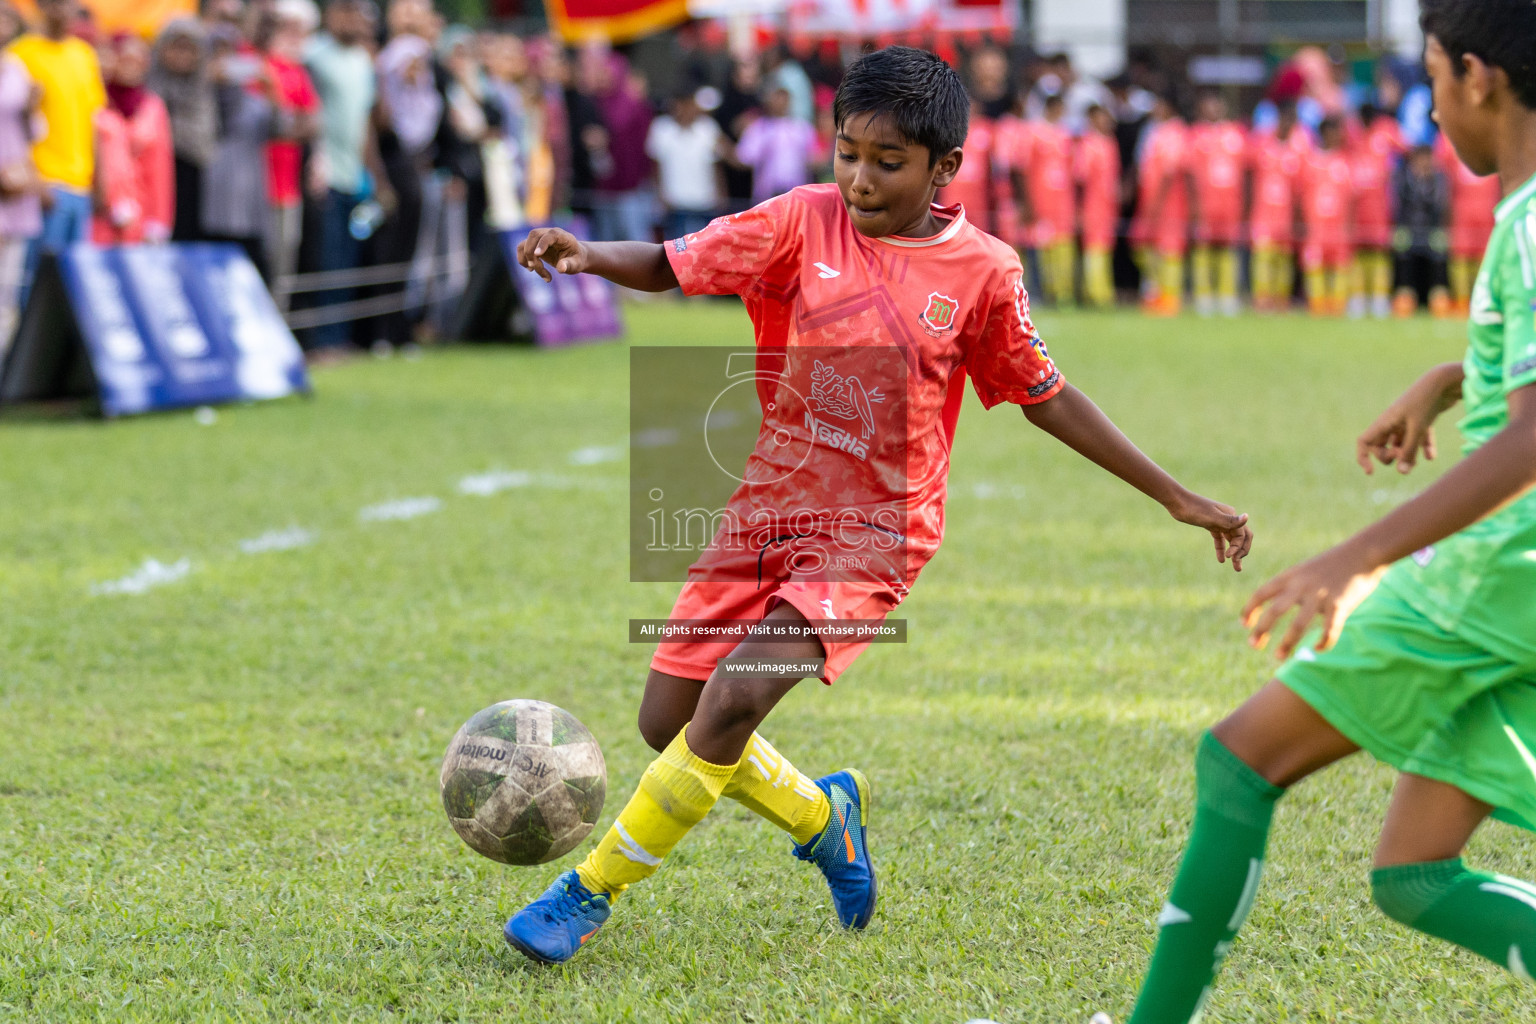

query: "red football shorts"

left=649, top=530, right=908, bottom=685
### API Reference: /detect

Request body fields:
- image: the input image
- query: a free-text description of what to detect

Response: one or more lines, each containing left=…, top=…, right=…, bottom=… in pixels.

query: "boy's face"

left=1425, top=34, right=1498, bottom=177
left=834, top=111, right=960, bottom=239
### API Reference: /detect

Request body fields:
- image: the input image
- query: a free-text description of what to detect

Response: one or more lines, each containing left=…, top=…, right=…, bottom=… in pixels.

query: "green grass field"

left=3, top=305, right=1533, bottom=1023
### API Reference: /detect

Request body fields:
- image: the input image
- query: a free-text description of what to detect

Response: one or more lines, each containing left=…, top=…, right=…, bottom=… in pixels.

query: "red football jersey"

left=1248, top=125, right=1311, bottom=247
left=937, top=115, right=997, bottom=237
left=1188, top=120, right=1248, bottom=229
left=1015, top=119, right=1076, bottom=246
left=1074, top=130, right=1120, bottom=251
left=1350, top=118, right=1406, bottom=248
left=1438, top=134, right=1501, bottom=257
left=665, top=184, right=1063, bottom=585
left=1133, top=119, right=1190, bottom=253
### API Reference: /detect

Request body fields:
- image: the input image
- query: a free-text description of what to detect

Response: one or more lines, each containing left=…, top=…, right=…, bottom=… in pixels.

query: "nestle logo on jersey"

left=918, top=292, right=959, bottom=337
left=804, top=359, right=884, bottom=461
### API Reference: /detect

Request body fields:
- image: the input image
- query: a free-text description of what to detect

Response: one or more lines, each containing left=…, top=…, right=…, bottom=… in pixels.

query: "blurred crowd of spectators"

left=0, top=1, right=1497, bottom=365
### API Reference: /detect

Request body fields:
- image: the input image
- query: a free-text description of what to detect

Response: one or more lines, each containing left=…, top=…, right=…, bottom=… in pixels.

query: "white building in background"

left=1032, top=0, right=1125, bottom=80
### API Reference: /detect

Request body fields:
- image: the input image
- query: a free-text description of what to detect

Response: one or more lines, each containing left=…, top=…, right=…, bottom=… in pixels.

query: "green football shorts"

left=1278, top=584, right=1536, bottom=831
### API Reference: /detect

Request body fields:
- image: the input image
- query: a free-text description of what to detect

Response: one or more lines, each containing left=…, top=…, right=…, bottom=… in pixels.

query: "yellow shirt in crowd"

left=7, top=34, right=105, bottom=192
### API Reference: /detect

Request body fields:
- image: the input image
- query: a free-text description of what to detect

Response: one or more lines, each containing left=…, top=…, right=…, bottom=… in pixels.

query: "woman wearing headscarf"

left=148, top=18, right=217, bottom=241
left=200, top=24, right=275, bottom=278
left=370, top=24, right=440, bottom=346
left=588, top=49, right=654, bottom=243
left=94, top=32, right=174, bottom=246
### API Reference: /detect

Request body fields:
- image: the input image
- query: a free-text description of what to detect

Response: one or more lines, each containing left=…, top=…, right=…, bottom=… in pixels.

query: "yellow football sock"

left=1451, top=256, right=1476, bottom=305
left=1136, top=245, right=1158, bottom=299
left=575, top=725, right=734, bottom=898
left=1306, top=267, right=1328, bottom=313
left=1160, top=254, right=1185, bottom=309
left=1278, top=253, right=1295, bottom=305
left=1330, top=265, right=1351, bottom=313
left=724, top=733, right=830, bottom=844
left=1083, top=248, right=1114, bottom=308
left=1216, top=248, right=1238, bottom=303
left=1376, top=251, right=1400, bottom=300
left=1191, top=246, right=1213, bottom=304
left=1247, top=247, right=1271, bottom=307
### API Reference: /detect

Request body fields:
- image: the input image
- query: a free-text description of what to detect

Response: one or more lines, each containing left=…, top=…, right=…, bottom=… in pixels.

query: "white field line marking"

left=633, top=427, right=679, bottom=448
left=568, top=444, right=624, bottom=466
left=238, top=527, right=318, bottom=554
left=359, top=497, right=443, bottom=522
left=706, top=409, right=741, bottom=430
left=457, top=470, right=533, bottom=496
left=971, top=482, right=1027, bottom=500
left=92, top=558, right=192, bottom=596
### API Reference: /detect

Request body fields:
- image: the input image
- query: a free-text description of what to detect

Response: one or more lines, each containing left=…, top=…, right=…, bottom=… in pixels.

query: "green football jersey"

left=1382, top=170, right=1536, bottom=668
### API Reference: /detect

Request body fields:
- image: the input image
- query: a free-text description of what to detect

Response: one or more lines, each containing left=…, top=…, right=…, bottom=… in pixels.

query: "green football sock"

left=1127, top=732, right=1284, bottom=1024
left=1374, top=858, right=1536, bottom=979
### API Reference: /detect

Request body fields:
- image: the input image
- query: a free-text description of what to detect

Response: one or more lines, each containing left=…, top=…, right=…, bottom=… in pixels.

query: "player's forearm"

left=1344, top=412, right=1536, bottom=569
left=1022, top=384, right=1188, bottom=508
left=580, top=241, right=680, bottom=292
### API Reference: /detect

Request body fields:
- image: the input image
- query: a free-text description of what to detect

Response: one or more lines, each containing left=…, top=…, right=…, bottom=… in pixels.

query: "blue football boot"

left=792, top=769, right=876, bottom=929
left=503, top=870, right=611, bottom=964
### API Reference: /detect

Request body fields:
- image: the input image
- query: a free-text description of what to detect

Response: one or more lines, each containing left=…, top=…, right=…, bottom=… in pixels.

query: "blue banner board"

left=0, top=243, right=309, bottom=417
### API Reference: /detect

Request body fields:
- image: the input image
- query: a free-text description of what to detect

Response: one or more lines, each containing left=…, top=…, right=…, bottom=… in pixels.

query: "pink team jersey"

left=656, top=184, right=1063, bottom=682
left=1133, top=119, right=1190, bottom=255
left=1301, top=148, right=1355, bottom=268
left=936, top=115, right=996, bottom=237
left=1074, top=131, right=1120, bottom=251
left=1438, top=134, right=1501, bottom=258
left=1187, top=120, right=1248, bottom=244
left=1247, top=126, right=1311, bottom=248
left=1349, top=118, right=1406, bottom=249
left=1014, top=119, right=1075, bottom=247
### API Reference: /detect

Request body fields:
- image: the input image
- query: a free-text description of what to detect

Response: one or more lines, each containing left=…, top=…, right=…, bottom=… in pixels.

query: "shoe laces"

left=542, top=882, right=591, bottom=923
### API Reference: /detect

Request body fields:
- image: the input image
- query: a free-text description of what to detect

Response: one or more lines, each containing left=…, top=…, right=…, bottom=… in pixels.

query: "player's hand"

left=1242, top=546, right=1386, bottom=660
left=1356, top=363, right=1464, bottom=476
left=1168, top=492, right=1252, bottom=571
left=517, top=227, right=586, bottom=282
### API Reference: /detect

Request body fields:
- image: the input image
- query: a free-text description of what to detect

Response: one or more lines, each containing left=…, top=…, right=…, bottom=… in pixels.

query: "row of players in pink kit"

left=939, top=91, right=1502, bottom=317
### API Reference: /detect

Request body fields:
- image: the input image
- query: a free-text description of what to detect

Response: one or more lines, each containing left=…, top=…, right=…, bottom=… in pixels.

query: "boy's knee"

left=636, top=704, right=687, bottom=753
left=701, top=676, right=774, bottom=732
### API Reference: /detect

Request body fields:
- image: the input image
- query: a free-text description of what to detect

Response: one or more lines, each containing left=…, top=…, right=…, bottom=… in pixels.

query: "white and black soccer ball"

left=440, top=699, right=607, bottom=865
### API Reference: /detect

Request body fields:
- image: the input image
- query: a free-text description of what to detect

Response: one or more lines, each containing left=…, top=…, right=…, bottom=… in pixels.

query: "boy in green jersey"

left=1095, top=2, right=1536, bottom=1021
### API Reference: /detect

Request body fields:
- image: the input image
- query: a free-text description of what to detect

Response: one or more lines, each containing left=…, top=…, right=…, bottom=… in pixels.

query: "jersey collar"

left=1496, top=170, right=1536, bottom=223
left=875, top=203, right=967, bottom=249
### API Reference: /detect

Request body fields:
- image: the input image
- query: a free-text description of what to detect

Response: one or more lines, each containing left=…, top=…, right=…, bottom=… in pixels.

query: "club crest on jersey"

left=918, top=292, right=959, bottom=337
left=805, top=359, right=884, bottom=461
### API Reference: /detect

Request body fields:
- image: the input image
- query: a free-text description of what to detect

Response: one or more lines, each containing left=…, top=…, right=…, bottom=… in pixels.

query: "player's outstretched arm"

left=1246, top=379, right=1536, bottom=660
left=1022, top=383, right=1253, bottom=570
left=515, top=227, right=680, bottom=292
left=1355, top=361, right=1464, bottom=475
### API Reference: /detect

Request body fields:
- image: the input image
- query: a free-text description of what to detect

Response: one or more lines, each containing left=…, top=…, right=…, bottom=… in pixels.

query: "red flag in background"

left=547, top=0, right=692, bottom=43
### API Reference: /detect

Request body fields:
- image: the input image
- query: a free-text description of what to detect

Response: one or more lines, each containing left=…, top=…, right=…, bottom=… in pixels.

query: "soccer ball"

left=439, top=699, right=607, bottom=865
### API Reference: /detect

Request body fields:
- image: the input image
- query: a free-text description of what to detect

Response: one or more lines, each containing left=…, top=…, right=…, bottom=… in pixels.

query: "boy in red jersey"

left=1132, top=95, right=1190, bottom=315
left=501, top=47, right=1254, bottom=965
left=1350, top=105, right=1408, bottom=317
left=1247, top=100, right=1311, bottom=312
left=1186, top=91, right=1248, bottom=316
left=1076, top=103, right=1121, bottom=308
left=1300, top=116, right=1356, bottom=315
left=1014, top=92, right=1078, bottom=306
left=1438, top=131, right=1503, bottom=314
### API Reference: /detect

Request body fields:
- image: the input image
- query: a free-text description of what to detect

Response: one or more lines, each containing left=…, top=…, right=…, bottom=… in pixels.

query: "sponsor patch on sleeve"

left=1027, top=370, right=1062, bottom=398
